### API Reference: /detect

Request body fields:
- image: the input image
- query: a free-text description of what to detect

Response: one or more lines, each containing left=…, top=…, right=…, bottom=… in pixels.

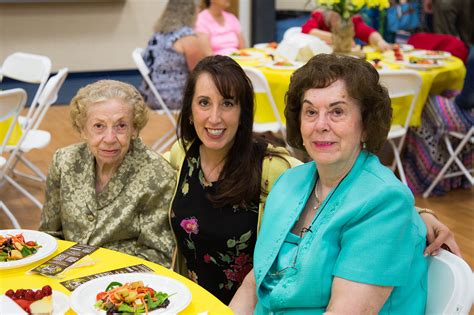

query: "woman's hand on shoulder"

left=419, top=209, right=462, bottom=257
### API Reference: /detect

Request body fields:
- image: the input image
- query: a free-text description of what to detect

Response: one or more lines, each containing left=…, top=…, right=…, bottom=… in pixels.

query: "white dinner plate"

left=0, top=290, right=69, bottom=315
left=410, top=50, right=451, bottom=59
left=0, top=229, right=58, bottom=270
left=399, top=44, right=414, bottom=52
left=253, top=42, right=278, bottom=51
left=229, top=50, right=264, bottom=60
left=70, top=273, right=192, bottom=314
left=266, top=61, right=303, bottom=70
left=403, top=60, right=445, bottom=69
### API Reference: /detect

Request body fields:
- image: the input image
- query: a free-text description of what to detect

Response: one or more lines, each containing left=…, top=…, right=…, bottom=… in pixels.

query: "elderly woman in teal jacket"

left=230, top=54, right=428, bottom=314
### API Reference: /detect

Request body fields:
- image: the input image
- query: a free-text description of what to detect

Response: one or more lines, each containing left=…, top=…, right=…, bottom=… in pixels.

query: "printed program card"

left=29, top=243, right=98, bottom=277
left=60, top=264, right=155, bottom=291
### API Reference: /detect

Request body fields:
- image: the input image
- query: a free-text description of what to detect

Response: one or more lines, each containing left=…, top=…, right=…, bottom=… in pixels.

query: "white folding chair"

left=379, top=70, right=422, bottom=185
left=423, top=126, right=474, bottom=198
left=7, top=68, right=69, bottom=183
left=426, top=249, right=473, bottom=314
left=132, top=48, right=177, bottom=153
left=0, top=52, right=52, bottom=130
left=0, top=88, right=42, bottom=214
left=242, top=67, right=286, bottom=142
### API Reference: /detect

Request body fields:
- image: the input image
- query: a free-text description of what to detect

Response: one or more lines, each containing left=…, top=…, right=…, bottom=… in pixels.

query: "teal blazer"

left=254, top=151, right=427, bottom=314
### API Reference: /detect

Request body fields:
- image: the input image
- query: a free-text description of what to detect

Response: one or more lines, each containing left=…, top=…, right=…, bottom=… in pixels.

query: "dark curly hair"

left=285, top=53, right=392, bottom=153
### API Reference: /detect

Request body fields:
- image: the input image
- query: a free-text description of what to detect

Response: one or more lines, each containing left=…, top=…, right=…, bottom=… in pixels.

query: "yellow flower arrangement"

left=316, top=0, right=390, bottom=21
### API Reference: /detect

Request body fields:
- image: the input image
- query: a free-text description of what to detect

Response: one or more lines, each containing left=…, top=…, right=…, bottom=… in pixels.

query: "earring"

left=362, top=142, right=367, bottom=149
left=189, top=118, right=193, bottom=125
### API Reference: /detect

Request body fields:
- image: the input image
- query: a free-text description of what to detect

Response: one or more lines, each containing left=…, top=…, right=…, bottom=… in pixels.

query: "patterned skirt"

left=402, top=95, right=473, bottom=195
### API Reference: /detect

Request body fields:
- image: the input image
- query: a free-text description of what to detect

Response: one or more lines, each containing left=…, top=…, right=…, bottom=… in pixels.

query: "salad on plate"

left=0, top=233, right=41, bottom=262
left=95, top=281, right=173, bottom=314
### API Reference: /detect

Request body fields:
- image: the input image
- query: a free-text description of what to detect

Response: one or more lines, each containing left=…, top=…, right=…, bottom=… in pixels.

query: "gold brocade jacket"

left=39, top=138, right=176, bottom=267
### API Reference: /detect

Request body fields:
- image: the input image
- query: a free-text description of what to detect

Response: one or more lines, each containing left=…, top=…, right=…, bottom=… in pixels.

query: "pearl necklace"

left=313, top=180, right=322, bottom=211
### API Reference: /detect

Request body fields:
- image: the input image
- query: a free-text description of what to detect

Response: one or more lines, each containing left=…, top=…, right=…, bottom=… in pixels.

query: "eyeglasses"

left=267, top=227, right=312, bottom=277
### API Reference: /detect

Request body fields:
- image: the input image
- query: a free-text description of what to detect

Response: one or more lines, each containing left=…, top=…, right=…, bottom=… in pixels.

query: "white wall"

left=0, top=0, right=167, bottom=72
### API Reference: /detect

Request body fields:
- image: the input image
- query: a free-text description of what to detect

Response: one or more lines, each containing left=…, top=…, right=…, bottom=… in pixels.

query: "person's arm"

left=308, top=28, right=334, bottom=44
left=135, top=161, right=176, bottom=267
left=180, top=35, right=209, bottom=70
left=325, top=277, right=392, bottom=315
left=237, top=32, right=246, bottom=50
left=368, top=31, right=392, bottom=51
left=417, top=208, right=461, bottom=256
left=38, top=150, right=64, bottom=239
left=229, top=269, right=257, bottom=314
left=195, top=32, right=213, bottom=56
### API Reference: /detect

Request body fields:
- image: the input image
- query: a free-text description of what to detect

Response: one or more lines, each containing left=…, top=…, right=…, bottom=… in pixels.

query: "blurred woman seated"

left=39, top=80, right=175, bottom=266
left=195, top=0, right=245, bottom=55
left=302, top=10, right=391, bottom=51
left=139, top=0, right=207, bottom=110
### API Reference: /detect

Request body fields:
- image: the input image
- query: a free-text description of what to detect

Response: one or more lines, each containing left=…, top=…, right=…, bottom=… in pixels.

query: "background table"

left=0, top=240, right=232, bottom=315
left=238, top=50, right=466, bottom=127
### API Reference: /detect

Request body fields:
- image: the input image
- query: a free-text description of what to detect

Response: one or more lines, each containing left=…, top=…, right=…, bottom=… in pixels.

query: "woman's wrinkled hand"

left=420, top=212, right=462, bottom=257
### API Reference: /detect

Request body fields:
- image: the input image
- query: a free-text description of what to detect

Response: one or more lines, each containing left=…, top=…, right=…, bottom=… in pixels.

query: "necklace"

left=313, top=180, right=322, bottom=211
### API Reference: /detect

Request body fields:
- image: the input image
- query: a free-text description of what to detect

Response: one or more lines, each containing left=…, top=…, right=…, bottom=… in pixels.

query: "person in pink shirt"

left=302, top=10, right=392, bottom=51
left=195, top=0, right=245, bottom=55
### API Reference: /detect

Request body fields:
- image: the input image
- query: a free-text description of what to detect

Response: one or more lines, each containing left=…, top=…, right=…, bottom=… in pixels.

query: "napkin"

left=275, top=33, right=332, bottom=62
left=0, top=295, right=28, bottom=315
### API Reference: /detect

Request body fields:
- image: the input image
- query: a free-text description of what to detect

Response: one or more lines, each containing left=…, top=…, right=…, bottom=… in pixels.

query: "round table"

left=0, top=240, right=232, bottom=314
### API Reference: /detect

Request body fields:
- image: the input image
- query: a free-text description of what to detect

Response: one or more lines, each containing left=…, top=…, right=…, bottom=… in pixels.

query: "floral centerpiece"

left=315, top=0, right=390, bottom=53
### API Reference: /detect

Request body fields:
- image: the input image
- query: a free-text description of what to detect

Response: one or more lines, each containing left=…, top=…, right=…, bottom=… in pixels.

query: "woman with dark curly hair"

left=230, top=54, right=428, bottom=314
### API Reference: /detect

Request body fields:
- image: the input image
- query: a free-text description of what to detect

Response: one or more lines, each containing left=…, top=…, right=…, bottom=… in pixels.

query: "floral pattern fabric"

left=170, top=142, right=258, bottom=304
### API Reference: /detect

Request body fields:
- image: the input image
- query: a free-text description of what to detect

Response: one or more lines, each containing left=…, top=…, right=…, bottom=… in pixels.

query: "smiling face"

left=300, top=80, right=365, bottom=172
left=191, top=72, right=241, bottom=157
left=81, top=99, right=136, bottom=171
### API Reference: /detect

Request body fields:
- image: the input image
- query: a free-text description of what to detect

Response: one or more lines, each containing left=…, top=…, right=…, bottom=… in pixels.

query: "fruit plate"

left=0, top=290, right=69, bottom=315
left=70, top=273, right=192, bottom=314
left=410, top=50, right=451, bottom=59
left=0, top=229, right=58, bottom=270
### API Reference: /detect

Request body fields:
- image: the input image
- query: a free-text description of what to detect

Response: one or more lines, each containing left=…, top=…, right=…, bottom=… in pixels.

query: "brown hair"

left=285, top=53, right=392, bottom=153
left=178, top=55, right=270, bottom=208
left=69, top=79, right=149, bottom=135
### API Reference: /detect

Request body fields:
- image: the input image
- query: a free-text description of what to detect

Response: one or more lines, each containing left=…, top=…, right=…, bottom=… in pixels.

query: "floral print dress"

left=170, top=142, right=258, bottom=304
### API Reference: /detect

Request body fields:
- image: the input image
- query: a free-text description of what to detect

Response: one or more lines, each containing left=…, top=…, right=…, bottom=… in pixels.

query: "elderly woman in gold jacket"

left=39, top=80, right=175, bottom=266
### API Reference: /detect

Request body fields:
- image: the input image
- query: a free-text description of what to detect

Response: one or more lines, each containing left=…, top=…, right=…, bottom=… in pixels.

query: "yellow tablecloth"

left=0, top=118, right=22, bottom=146
left=0, top=240, right=232, bottom=315
left=238, top=49, right=466, bottom=127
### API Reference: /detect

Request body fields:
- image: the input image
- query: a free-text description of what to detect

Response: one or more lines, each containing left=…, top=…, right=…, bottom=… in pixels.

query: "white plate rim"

left=403, top=60, right=445, bottom=69
left=229, top=50, right=264, bottom=59
left=0, top=229, right=58, bottom=270
left=265, top=61, right=303, bottom=70
left=253, top=42, right=277, bottom=50
left=0, top=290, right=69, bottom=315
left=69, top=273, right=192, bottom=314
left=410, top=50, right=451, bottom=59
left=400, top=44, right=414, bottom=52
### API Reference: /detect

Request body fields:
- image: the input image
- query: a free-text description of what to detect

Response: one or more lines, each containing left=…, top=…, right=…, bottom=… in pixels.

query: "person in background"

left=166, top=55, right=300, bottom=304
left=230, top=54, right=457, bottom=313
left=40, top=80, right=175, bottom=266
left=195, top=0, right=245, bottom=55
left=139, top=0, right=208, bottom=110
left=302, top=9, right=392, bottom=51
left=430, top=0, right=473, bottom=47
